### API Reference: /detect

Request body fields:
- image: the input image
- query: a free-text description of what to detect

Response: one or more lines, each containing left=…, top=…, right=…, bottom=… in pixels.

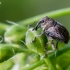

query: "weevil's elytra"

left=33, top=16, right=70, bottom=57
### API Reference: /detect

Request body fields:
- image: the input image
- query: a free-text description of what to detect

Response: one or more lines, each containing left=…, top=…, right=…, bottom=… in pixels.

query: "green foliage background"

left=0, top=0, right=70, bottom=70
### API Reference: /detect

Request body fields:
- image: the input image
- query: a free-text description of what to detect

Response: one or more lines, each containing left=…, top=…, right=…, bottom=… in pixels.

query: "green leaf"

left=25, top=28, right=47, bottom=56
left=0, top=44, right=21, bottom=62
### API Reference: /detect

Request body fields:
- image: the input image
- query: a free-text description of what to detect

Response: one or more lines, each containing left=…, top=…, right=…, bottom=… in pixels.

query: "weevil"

left=33, top=16, right=69, bottom=56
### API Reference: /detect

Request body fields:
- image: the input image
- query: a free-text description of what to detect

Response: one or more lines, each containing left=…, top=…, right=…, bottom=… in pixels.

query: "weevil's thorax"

left=41, top=17, right=55, bottom=30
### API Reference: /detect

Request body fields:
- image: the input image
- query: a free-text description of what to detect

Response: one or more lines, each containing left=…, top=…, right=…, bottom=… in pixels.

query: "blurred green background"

left=0, top=0, right=70, bottom=31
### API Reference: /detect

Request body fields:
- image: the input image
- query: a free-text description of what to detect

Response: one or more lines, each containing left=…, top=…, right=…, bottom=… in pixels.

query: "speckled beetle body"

left=33, top=16, right=70, bottom=56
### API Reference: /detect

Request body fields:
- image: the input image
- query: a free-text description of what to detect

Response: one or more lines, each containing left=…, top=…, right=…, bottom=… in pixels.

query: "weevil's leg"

left=44, top=39, right=56, bottom=58
left=44, top=42, right=51, bottom=51
left=46, top=42, right=51, bottom=47
left=31, top=30, right=45, bottom=42
left=48, top=37, right=56, bottom=51
left=51, top=40, right=56, bottom=51
left=47, top=40, right=55, bottom=53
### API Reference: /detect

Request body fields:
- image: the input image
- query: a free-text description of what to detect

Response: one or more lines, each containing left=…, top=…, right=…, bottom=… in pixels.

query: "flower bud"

left=4, top=25, right=27, bottom=44
left=25, top=28, right=47, bottom=56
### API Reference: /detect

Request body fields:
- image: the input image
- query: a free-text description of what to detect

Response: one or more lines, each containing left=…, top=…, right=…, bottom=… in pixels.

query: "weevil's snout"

left=33, top=20, right=44, bottom=31
left=33, top=25, right=38, bottom=31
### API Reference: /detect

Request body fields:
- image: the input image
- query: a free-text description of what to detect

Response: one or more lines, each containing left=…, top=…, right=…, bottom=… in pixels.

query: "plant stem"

left=44, top=58, right=56, bottom=70
left=18, top=7, right=70, bottom=26
left=23, top=60, right=44, bottom=70
left=23, top=44, right=70, bottom=70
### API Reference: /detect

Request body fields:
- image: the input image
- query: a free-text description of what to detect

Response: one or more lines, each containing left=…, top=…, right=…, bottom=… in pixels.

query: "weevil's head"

left=33, top=16, right=55, bottom=31
left=41, top=16, right=55, bottom=30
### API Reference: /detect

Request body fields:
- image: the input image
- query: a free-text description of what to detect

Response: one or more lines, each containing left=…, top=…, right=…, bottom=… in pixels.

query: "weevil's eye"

left=40, top=20, right=44, bottom=23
